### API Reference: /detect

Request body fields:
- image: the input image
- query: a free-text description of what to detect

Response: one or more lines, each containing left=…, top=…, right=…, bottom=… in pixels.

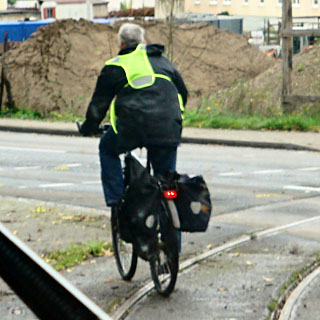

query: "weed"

left=297, top=63, right=304, bottom=72
left=250, top=233, right=257, bottom=240
left=44, top=240, right=113, bottom=271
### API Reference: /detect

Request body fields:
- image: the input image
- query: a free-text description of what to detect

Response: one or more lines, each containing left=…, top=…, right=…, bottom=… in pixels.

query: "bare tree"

left=156, top=0, right=183, bottom=61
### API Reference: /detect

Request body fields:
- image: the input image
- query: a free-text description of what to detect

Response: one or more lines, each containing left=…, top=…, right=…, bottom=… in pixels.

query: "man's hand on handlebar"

left=77, top=121, right=110, bottom=137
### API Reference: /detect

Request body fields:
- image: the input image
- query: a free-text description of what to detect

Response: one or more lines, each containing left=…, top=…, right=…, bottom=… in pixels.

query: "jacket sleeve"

left=171, top=67, right=188, bottom=108
left=84, top=65, right=125, bottom=129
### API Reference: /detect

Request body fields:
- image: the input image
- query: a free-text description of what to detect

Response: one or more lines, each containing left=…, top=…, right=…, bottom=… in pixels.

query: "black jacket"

left=83, top=44, right=188, bottom=151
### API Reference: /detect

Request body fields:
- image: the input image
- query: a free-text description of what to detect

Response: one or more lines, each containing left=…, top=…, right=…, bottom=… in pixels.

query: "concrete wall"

left=0, top=0, right=7, bottom=11
left=0, top=10, right=40, bottom=21
left=93, top=2, right=108, bottom=18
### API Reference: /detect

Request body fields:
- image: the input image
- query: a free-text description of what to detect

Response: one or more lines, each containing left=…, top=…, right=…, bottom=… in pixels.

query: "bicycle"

left=111, top=150, right=179, bottom=297
left=77, top=122, right=179, bottom=297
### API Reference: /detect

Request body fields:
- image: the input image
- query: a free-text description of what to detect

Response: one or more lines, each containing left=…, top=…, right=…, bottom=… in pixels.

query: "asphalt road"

left=1, top=131, right=320, bottom=213
left=1, top=131, right=320, bottom=320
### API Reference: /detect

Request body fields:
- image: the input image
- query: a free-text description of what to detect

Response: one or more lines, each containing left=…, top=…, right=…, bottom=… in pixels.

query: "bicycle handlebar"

left=76, top=121, right=110, bottom=136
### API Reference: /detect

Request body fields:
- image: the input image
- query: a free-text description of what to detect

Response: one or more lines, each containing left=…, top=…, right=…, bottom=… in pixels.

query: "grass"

left=183, top=106, right=320, bottom=132
left=43, top=240, right=113, bottom=271
left=265, top=252, right=320, bottom=319
left=1, top=104, right=320, bottom=132
left=0, top=106, right=84, bottom=122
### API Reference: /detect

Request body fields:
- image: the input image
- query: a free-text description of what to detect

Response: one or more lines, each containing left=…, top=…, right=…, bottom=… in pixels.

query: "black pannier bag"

left=118, top=153, right=161, bottom=260
left=164, top=172, right=212, bottom=232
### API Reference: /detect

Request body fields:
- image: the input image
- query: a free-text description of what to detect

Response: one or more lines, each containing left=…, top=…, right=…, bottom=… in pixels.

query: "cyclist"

left=79, top=23, right=188, bottom=246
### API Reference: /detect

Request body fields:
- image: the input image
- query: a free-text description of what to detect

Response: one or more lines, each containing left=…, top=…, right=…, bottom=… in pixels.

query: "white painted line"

left=253, top=169, right=283, bottom=174
left=39, top=183, right=73, bottom=188
left=219, top=172, right=243, bottom=176
left=64, top=163, right=82, bottom=168
left=82, top=181, right=100, bottom=185
left=298, top=167, right=320, bottom=172
left=283, top=185, right=320, bottom=192
left=0, top=146, right=65, bottom=153
left=279, top=267, right=320, bottom=320
left=14, top=166, right=41, bottom=171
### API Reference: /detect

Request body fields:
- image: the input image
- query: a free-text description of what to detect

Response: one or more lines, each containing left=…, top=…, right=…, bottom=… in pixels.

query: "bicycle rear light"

left=164, top=190, right=178, bottom=199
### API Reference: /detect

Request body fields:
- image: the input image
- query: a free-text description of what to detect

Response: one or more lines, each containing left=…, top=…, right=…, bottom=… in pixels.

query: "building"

left=108, top=0, right=154, bottom=11
left=41, top=0, right=93, bottom=20
left=156, top=0, right=320, bottom=31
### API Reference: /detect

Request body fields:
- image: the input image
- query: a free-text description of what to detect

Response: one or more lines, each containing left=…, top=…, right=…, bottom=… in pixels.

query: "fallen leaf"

left=30, top=206, right=48, bottom=214
left=263, top=276, right=273, bottom=282
left=246, top=260, right=253, bottom=265
left=12, top=230, right=18, bottom=235
left=53, top=166, right=70, bottom=171
left=206, top=243, right=213, bottom=249
left=256, top=193, right=279, bottom=198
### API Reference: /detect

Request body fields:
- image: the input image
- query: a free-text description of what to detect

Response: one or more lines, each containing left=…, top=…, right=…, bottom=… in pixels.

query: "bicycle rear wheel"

left=149, top=203, right=179, bottom=297
left=111, top=207, right=137, bottom=280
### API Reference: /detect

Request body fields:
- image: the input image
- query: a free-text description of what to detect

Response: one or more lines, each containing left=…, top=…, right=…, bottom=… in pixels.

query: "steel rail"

left=278, top=266, right=320, bottom=320
left=112, top=215, right=320, bottom=320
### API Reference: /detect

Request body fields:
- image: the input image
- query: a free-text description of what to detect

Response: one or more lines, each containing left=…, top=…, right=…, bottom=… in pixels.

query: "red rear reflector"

left=164, top=190, right=178, bottom=199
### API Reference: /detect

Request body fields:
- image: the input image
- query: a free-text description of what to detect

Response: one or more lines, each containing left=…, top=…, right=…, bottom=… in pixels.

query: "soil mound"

left=2, top=19, right=275, bottom=115
left=213, top=43, right=320, bottom=116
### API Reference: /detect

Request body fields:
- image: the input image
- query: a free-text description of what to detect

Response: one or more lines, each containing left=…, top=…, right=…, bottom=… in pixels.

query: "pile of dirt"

left=2, top=19, right=275, bottom=115
left=213, top=43, right=320, bottom=116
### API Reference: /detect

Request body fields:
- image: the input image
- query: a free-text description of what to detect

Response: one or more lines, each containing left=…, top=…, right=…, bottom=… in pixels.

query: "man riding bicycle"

left=79, top=23, right=188, bottom=216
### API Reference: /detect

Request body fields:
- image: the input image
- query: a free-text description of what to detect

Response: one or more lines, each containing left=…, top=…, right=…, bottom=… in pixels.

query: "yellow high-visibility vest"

left=105, top=44, right=184, bottom=133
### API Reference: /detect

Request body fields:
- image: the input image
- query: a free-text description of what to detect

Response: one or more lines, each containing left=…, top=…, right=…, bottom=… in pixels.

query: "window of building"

left=194, top=0, right=200, bottom=4
left=243, top=0, right=248, bottom=5
left=313, top=0, right=318, bottom=7
left=292, top=0, right=300, bottom=7
left=43, top=7, right=56, bottom=19
left=223, top=0, right=231, bottom=5
left=277, top=0, right=282, bottom=6
left=209, top=0, right=218, bottom=5
left=259, top=0, right=264, bottom=5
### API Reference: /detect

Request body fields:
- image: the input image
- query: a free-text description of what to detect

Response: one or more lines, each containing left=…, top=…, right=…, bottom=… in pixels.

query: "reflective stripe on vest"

left=105, top=44, right=184, bottom=134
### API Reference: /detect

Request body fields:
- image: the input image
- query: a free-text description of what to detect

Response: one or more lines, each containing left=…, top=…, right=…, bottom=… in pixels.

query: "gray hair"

left=118, top=23, right=145, bottom=48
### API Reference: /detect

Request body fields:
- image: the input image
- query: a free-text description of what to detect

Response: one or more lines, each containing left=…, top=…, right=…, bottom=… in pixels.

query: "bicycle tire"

left=111, top=207, right=137, bottom=281
left=149, top=202, right=179, bottom=297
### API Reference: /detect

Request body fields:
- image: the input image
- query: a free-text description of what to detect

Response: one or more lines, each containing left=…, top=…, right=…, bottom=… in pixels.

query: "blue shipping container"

left=0, top=19, right=115, bottom=43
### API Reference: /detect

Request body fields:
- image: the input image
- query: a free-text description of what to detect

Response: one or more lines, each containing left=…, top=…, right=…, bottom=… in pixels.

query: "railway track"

left=112, top=214, right=320, bottom=320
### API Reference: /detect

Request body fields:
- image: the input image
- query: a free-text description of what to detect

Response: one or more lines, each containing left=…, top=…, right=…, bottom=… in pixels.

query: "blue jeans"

left=99, top=127, right=181, bottom=251
left=99, top=127, right=177, bottom=205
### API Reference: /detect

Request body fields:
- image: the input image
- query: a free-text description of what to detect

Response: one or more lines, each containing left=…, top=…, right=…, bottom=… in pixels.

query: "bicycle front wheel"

left=111, top=208, right=137, bottom=280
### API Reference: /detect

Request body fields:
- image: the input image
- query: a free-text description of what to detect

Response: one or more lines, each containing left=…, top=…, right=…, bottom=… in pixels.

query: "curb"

left=1, top=124, right=319, bottom=152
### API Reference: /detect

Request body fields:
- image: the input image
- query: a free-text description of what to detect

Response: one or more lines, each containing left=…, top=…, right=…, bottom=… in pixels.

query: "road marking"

left=64, top=163, right=82, bottom=168
left=14, top=166, right=41, bottom=171
left=219, top=172, right=243, bottom=176
left=283, top=185, right=320, bottom=193
left=39, top=183, right=73, bottom=188
left=298, top=167, right=320, bottom=171
left=82, top=181, right=100, bottom=185
left=0, top=146, right=66, bottom=153
left=253, top=169, right=283, bottom=174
